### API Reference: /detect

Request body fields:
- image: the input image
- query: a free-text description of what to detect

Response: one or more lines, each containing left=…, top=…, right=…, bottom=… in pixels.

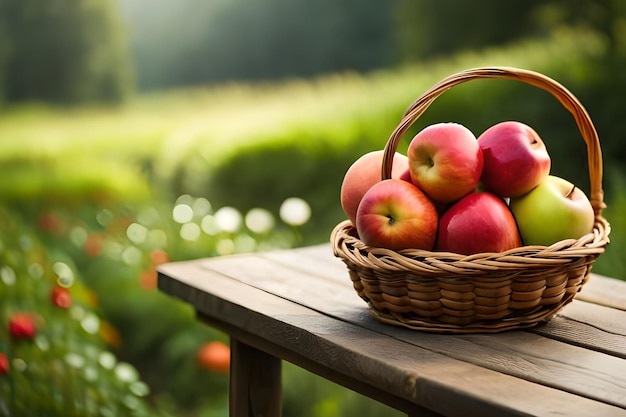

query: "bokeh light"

left=279, top=197, right=311, bottom=226
left=214, top=207, right=242, bottom=233
left=245, top=208, right=275, bottom=234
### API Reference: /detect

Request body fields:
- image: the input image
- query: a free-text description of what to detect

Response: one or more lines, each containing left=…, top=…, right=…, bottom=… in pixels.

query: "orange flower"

left=150, top=249, right=170, bottom=267
left=51, top=286, right=72, bottom=309
left=139, top=250, right=170, bottom=290
left=9, top=313, right=36, bottom=339
left=0, top=353, right=9, bottom=374
left=197, top=341, right=230, bottom=374
left=83, top=233, right=102, bottom=258
left=139, top=268, right=158, bottom=290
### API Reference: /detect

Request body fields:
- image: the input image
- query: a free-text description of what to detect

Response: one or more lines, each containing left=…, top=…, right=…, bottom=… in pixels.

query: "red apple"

left=356, top=179, right=438, bottom=251
left=340, top=150, right=409, bottom=226
left=408, top=122, right=483, bottom=203
left=509, top=175, right=595, bottom=246
left=477, top=121, right=551, bottom=198
left=436, top=192, right=522, bottom=255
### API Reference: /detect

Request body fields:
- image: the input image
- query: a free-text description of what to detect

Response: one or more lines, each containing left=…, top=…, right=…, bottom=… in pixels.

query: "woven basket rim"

left=332, top=217, right=609, bottom=276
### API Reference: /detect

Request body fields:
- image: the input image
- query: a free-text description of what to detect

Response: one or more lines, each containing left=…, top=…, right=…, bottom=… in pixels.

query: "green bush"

left=0, top=0, right=134, bottom=104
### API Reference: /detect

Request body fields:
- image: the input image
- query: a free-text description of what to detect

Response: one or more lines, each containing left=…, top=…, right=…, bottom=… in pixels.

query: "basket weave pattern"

left=331, top=67, right=611, bottom=333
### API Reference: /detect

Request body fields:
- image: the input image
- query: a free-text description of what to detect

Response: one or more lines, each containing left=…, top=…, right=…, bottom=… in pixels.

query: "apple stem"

left=566, top=185, right=576, bottom=199
left=386, top=215, right=396, bottom=225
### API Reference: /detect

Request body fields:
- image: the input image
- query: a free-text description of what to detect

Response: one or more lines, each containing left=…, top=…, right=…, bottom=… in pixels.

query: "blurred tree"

left=121, top=0, right=626, bottom=91
left=120, top=0, right=398, bottom=90
left=391, top=0, right=545, bottom=61
left=392, top=0, right=626, bottom=62
left=0, top=0, right=134, bottom=104
left=0, top=16, right=8, bottom=102
left=3, top=0, right=625, bottom=100
left=187, top=0, right=397, bottom=82
left=531, top=0, right=626, bottom=53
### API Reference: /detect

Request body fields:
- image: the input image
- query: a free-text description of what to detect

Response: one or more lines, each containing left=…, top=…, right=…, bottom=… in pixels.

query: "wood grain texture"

left=158, top=244, right=626, bottom=416
left=577, top=273, right=626, bottom=310
left=223, top=247, right=626, bottom=409
left=533, top=300, right=626, bottom=359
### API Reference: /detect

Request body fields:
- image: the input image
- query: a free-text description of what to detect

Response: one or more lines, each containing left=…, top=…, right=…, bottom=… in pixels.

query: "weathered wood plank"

left=159, top=261, right=430, bottom=416
left=158, top=261, right=626, bottom=417
left=199, top=250, right=365, bottom=313
left=229, top=338, right=282, bottom=417
left=533, top=300, right=626, bottom=359
left=196, top=252, right=626, bottom=410
left=260, top=245, right=349, bottom=285
left=578, top=273, right=626, bottom=311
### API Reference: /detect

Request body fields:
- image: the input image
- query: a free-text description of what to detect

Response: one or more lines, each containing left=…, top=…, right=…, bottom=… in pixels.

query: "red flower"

left=9, top=313, right=36, bottom=339
left=197, top=341, right=231, bottom=374
left=38, top=212, right=64, bottom=234
left=51, top=286, right=72, bottom=309
left=0, top=353, right=9, bottom=374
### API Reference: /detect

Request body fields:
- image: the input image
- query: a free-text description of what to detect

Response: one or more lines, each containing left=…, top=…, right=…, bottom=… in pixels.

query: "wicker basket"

left=331, top=66, right=611, bottom=334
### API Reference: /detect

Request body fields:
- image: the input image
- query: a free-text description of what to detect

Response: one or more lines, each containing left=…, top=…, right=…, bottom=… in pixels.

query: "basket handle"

left=381, top=66, right=606, bottom=217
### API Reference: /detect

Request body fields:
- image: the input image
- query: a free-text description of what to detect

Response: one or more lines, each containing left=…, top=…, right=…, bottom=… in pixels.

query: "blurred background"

left=0, top=0, right=625, bottom=416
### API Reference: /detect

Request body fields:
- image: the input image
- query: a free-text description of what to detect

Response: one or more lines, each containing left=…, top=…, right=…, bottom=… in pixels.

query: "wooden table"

left=157, top=243, right=626, bottom=417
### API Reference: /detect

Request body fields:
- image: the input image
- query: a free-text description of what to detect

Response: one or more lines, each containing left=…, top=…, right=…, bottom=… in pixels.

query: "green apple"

left=509, top=175, right=595, bottom=246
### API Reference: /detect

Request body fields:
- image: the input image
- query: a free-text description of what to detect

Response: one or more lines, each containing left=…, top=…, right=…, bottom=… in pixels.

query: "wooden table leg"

left=229, top=337, right=282, bottom=417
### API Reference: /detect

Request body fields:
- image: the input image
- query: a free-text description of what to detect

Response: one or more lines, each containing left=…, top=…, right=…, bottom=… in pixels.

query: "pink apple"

left=478, top=121, right=551, bottom=198
left=408, top=122, right=483, bottom=203
left=356, top=179, right=438, bottom=251
left=436, top=192, right=522, bottom=255
left=509, top=175, right=595, bottom=246
left=340, top=150, right=409, bottom=226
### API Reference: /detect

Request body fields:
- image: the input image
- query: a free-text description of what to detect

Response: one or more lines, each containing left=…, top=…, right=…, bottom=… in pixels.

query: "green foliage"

left=0, top=190, right=313, bottom=415
left=281, top=364, right=404, bottom=417
left=0, top=0, right=134, bottom=104
left=392, top=0, right=545, bottom=61
left=0, top=206, right=164, bottom=417
left=588, top=171, right=626, bottom=278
